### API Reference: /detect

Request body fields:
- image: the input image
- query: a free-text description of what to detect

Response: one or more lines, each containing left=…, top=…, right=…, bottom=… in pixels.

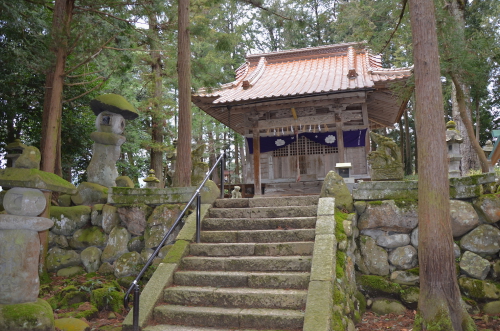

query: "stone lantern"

left=144, top=169, right=160, bottom=188
left=4, top=138, right=27, bottom=168
left=0, top=146, right=76, bottom=330
left=445, top=121, right=463, bottom=178
left=86, top=94, right=138, bottom=187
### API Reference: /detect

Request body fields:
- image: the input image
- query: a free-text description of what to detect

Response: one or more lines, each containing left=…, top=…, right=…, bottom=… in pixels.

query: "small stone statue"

left=367, top=132, right=404, bottom=181
left=86, top=94, right=138, bottom=187
left=144, top=169, right=160, bottom=188
left=446, top=121, right=463, bottom=178
left=231, top=186, right=242, bottom=199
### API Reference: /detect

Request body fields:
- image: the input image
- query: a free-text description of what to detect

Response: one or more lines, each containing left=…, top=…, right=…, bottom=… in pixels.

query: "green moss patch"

left=357, top=274, right=402, bottom=298
left=162, top=240, right=190, bottom=264
left=91, top=286, right=124, bottom=312
left=0, top=299, right=54, bottom=329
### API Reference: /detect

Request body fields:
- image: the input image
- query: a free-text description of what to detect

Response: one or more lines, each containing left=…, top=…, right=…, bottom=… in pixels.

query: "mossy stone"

left=371, top=298, right=406, bottom=315
left=57, top=266, right=85, bottom=278
left=458, top=277, right=500, bottom=301
left=357, top=274, right=402, bottom=298
left=320, top=170, right=354, bottom=212
left=90, top=94, right=138, bottom=120
left=55, top=285, right=90, bottom=309
left=115, top=176, right=135, bottom=188
left=90, top=287, right=124, bottom=312
left=54, top=317, right=90, bottom=331
left=0, top=168, right=76, bottom=194
left=0, top=298, right=54, bottom=331
left=69, top=226, right=107, bottom=250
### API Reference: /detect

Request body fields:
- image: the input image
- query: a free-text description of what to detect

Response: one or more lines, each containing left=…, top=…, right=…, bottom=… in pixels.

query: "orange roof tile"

left=195, top=42, right=412, bottom=104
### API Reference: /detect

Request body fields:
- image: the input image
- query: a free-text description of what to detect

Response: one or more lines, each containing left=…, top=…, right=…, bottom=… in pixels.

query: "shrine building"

left=193, top=42, right=412, bottom=196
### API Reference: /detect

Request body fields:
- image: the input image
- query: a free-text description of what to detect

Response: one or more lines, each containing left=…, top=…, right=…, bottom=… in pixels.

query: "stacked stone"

left=352, top=187, right=500, bottom=315
left=0, top=146, right=76, bottom=330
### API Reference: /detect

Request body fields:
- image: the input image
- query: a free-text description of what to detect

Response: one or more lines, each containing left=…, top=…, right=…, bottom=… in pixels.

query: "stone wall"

left=45, top=181, right=219, bottom=283
left=350, top=177, right=500, bottom=316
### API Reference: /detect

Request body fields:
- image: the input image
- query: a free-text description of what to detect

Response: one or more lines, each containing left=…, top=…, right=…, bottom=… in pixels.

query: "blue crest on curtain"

left=301, top=131, right=338, bottom=147
left=246, top=129, right=366, bottom=154
left=246, top=134, right=297, bottom=154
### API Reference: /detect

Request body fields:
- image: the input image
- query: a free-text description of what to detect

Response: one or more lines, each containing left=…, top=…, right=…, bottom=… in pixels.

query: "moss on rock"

left=357, top=274, right=402, bottom=298
left=90, top=286, right=124, bottom=312
left=0, top=299, right=54, bottom=331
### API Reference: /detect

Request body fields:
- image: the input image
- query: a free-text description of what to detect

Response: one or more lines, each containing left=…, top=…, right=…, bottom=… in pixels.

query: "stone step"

left=214, top=196, right=319, bottom=209
left=181, top=256, right=312, bottom=272
left=200, top=229, right=316, bottom=243
left=208, top=205, right=317, bottom=219
left=173, top=271, right=310, bottom=289
left=144, top=325, right=290, bottom=331
left=153, top=305, right=304, bottom=330
left=202, top=217, right=317, bottom=231
left=189, top=242, right=314, bottom=257
left=164, top=286, right=307, bottom=310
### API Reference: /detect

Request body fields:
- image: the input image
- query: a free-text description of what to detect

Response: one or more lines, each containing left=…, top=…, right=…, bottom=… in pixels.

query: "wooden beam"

left=253, top=125, right=262, bottom=196
left=226, top=92, right=368, bottom=114
left=257, top=113, right=336, bottom=130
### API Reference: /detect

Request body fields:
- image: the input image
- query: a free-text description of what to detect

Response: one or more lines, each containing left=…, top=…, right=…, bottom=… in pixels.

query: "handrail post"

left=133, top=282, right=140, bottom=331
left=196, top=192, right=201, bottom=243
left=220, top=151, right=225, bottom=199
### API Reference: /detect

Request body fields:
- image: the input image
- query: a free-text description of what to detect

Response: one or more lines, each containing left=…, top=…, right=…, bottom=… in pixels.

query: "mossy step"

left=202, top=217, right=317, bottom=231
left=181, top=256, right=312, bottom=272
left=144, top=325, right=291, bottom=331
left=214, top=196, right=319, bottom=209
left=174, top=271, right=310, bottom=289
left=208, top=206, right=317, bottom=219
left=189, top=242, right=314, bottom=257
left=153, top=305, right=304, bottom=330
left=164, top=286, right=307, bottom=310
left=200, top=229, right=316, bottom=243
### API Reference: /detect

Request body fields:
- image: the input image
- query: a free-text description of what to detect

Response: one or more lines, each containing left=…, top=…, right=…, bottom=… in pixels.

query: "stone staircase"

left=144, top=195, right=319, bottom=331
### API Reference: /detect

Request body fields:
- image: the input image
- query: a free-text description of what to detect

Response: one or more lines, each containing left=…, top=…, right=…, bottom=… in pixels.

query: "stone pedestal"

left=446, top=121, right=463, bottom=178
left=87, top=132, right=126, bottom=187
left=0, top=193, right=54, bottom=304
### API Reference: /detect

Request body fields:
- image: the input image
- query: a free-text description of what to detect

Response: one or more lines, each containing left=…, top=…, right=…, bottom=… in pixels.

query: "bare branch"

left=63, top=75, right=110, bottom=103
left=64, top=34, right=117, bottom=76
left=73, top=5, right=138, bottom=24
left=380, top=0, right=408, bottom=53
left=103, top=46, right=164, bottom=52
left=65, top=76, right=106, bottom=86
left=239, top=0, right=295, bottom=21
left=67, top=70, right=103, bottom=78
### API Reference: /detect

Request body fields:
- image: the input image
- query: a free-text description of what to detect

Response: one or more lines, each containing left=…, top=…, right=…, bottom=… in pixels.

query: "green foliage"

left=91, top=286, right=125, bottom=312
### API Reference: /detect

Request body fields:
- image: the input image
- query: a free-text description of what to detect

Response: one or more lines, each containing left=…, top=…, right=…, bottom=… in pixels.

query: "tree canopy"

left=0, top=0, right=498, bottom=183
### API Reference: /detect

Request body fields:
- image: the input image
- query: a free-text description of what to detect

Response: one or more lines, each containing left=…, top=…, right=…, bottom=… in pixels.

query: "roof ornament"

left=242, top=57, right=267, bottom=90
left=347, top=46, right=358, bottom=79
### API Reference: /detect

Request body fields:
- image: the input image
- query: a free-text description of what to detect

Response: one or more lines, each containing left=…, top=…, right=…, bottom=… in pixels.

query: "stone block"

left=303, top=281, right=333, bottom=331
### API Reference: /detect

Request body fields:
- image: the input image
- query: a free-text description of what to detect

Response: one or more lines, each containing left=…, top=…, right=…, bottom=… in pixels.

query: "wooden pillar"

left=362, top=103, right=370, bottom=155
left=252, top=128, right=262, bottom=196
left=335, top=108, right=345, bottom=163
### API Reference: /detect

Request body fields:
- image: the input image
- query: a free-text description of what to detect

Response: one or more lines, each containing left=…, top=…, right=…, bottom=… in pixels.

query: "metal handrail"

left=124, top=151, right=226, bottom=331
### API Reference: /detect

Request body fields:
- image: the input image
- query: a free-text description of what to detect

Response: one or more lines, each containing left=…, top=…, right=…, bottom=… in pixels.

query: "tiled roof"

left=195, top=42, right=412, bottom=104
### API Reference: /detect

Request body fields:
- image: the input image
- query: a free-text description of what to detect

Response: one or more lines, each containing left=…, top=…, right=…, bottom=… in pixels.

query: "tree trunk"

left=448, top=0, right=480, bottom=175
left=173, top=0, right=192, bottom=187
left=409, top=0, right=476, bottom=330
left=149, top=13, right=165, bottom=188
left=39, top=0, right=74, bottom=277
left=41, top=0, right=74, bottom=175
left=404, top=109, right=412, bottom=175
left=450, top=74, right=490, bottom=173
